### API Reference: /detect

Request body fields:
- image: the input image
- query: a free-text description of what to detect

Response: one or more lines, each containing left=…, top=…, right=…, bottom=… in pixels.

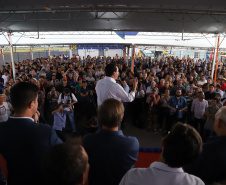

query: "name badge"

left=176, top=105, right=178, bottom=109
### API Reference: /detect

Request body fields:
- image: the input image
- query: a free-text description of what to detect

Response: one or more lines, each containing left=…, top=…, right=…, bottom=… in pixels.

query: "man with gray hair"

left=171, top=79, right=185, bottom=96
left=184, top=107, right=226, bottom=184
left=191, top=91, right=208, bottom=138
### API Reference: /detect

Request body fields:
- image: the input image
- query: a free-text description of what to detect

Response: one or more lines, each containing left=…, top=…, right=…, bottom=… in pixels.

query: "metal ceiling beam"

left=0, top=42, right=222, bottom=50
left=1, top=8, right=226, bottom=15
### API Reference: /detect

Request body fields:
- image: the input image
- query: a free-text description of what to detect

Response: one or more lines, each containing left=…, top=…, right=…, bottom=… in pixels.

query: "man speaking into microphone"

left=95, top=63, right=138, bottom=106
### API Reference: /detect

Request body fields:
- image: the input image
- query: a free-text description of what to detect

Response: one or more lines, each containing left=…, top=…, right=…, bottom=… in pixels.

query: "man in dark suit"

left=184, top=106, right=226, bottom=184
left=0, top=82, right=62, bottom=185
left=83, top=98, right=139, bottom=185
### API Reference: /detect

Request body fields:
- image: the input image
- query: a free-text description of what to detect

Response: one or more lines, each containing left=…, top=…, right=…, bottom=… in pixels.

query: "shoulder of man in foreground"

left=83, top=131, right=139, bottom=155
left=26, top=122, right=63, bottom=146
left=119, top=165, right=204, bottom=185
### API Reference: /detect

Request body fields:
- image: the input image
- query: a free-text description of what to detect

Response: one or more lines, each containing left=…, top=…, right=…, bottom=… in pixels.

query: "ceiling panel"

left=0, top=0, right=226, bottom=33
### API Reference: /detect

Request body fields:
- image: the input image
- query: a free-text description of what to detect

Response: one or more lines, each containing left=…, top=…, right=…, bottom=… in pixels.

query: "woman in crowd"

left=159, top=89, right=171, bottom=133
left=148, top=87, right=160, bottom=133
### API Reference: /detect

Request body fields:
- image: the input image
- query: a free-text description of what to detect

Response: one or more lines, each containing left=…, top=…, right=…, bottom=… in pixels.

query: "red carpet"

left=135, top=152, right=161, bottom=168
left=0, top=154, right=7, bottom=178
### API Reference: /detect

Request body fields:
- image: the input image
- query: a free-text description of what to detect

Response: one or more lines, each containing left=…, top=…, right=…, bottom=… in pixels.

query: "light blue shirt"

left=123, top=83, right=130, bottom=93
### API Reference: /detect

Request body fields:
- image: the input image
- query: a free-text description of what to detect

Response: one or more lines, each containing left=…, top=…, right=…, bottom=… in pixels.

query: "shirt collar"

left=10, top=116, right=34, bottom=122
left=104, top=76, right=116, bottom=83
left=97, top=128, right=123, bottom=135
left=150, top=162, right=184, bottom=173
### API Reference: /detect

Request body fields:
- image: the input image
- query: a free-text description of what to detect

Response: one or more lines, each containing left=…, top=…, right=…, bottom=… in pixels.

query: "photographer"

left=167, top=88, right=187, bottom=133
left=52, top=104, right=73, bottom=141
left=58, top=88, right=77, bottom=133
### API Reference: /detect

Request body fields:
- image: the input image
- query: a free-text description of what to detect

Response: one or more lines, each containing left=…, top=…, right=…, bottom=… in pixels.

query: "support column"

left=131, top=45, right=135, bottom=72
left=8, top=33, right=15, bottom=81
left=126, top=46, right=129, bottom=64
left=214, top=36, right=220, bottom=85
left=69, top=47, right=73, bottom=59
left=211, top=35, right=219, bottom=80
left=123, top=46, right=126, bottom=63
left=30, top=46, right=33, bottom=60
left=0, top=47, right=4, bottom=65
left=48, top=46, right=51, bottom=57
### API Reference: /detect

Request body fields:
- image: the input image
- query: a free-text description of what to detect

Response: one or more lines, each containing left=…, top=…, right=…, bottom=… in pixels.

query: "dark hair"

left=10, top=82, right=39, bottom=113
left=163, top=123, right=202, bottom=168
left=105, top=63, right=117, bottom=77
left=209, top=84, right=215, bottom=88
left=212, top=97, right=219, bottom=102
left=216, top=84, right=221, bottom=88
left=98, top=98, right=124, bottom=128
left=64, top=88, right=70, bottom=94
left=176, top=88, right=182, bottom=92
left=42, top=142, right=88, bottom=185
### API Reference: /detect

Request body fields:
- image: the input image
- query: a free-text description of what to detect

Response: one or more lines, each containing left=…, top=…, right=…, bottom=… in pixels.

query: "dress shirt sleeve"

left=72, top=93, right=78, bottom=102
left=205, top=100, right=208, bottom=109
left=58, top=93, right=62, bottom=104
left=116, top=84, right=135, bottom=102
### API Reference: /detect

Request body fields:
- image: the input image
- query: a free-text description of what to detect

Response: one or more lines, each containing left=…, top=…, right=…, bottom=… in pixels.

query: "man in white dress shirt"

left=95, top=63, right=138, bottom=106
left=119, top=123, right=204, bottom=185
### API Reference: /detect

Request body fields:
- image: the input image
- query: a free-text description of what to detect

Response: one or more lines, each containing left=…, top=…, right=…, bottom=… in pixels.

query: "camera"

left=63, top=104, right=69, bottom=108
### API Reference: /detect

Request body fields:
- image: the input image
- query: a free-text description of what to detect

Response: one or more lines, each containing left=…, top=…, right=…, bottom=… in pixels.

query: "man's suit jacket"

left=83, top=129, right=139, bottom=185
left=184, top=136, right=226, bottom=184
left=0, top=117, right=62, bottom=185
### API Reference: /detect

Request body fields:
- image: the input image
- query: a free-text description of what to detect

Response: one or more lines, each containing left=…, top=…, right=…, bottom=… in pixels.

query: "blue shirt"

left=168, top=96, right=187, bottom=119
left=0, top=83, right=4, bottom=94
left=83, top=129, right=139, bottom=185
left=123, top=83, right=130, bottom=93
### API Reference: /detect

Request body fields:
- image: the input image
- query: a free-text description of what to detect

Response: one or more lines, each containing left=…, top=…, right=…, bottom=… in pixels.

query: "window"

left=73, top=50, right=78, bottom=55
left=99, top=49, right=104, bottom=56
left=194, top=52, right=199, bottom=58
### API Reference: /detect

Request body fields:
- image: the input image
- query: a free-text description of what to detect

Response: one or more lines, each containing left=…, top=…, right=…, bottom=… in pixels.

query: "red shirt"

left=157, top=85, right=164, bottom=90
left=221, top=83, right=226, bottom=91
left=150, top=94, right=160, bottom=106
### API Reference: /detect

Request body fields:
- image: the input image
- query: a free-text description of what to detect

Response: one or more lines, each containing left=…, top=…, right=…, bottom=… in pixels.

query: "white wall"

left=106, top=49, right=123, bottom=58
left=78, top=49, right=123, bottom=58
left=78, top=49, right=99, bottom=58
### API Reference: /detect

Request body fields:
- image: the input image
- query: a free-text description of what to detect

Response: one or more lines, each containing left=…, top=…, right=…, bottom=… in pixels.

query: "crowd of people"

left=0, top=54, right=226, bottom=184
left=1, top=55, right=226, bottom=136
